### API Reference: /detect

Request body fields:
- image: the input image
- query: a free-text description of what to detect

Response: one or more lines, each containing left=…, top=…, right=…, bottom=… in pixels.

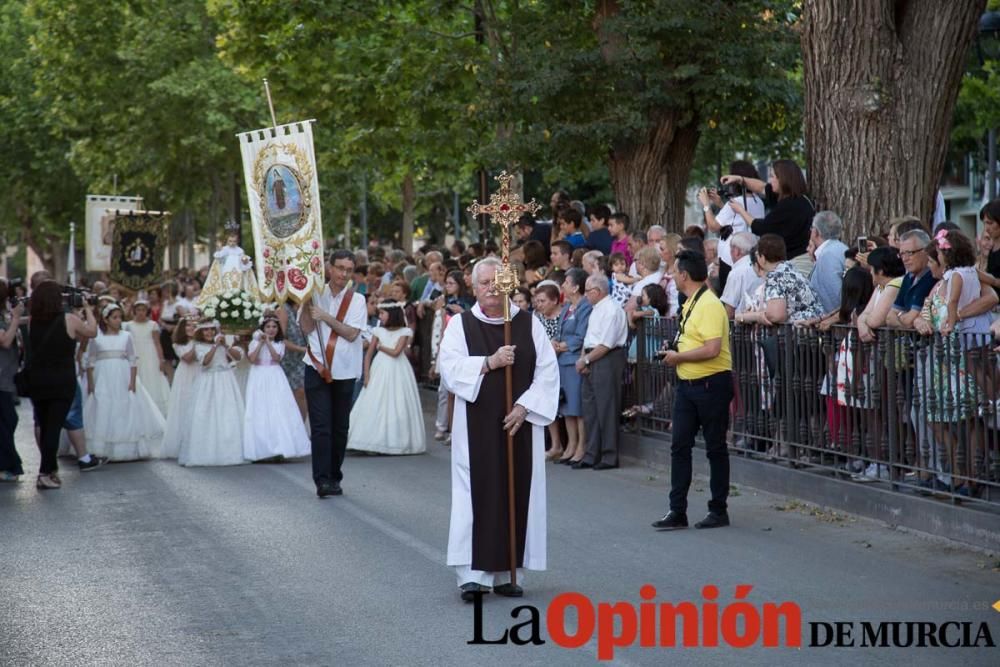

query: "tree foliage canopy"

left=0, top=0, right=989, bottom=261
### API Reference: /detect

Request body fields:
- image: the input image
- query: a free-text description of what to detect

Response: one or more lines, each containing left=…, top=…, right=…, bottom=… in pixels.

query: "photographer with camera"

left=722, top=159, right=816, bottom=278
left=698, top=160, right=765, bottom=293
left=28, top=280, right=98, bottom=490
left=652, top=250, right=733, bottom=531
left=0, top=280, right=26, bottom=482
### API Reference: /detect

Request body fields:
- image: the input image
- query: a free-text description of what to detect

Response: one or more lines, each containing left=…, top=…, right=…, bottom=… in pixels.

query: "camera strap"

left=677, top=285, right=708, bottom=338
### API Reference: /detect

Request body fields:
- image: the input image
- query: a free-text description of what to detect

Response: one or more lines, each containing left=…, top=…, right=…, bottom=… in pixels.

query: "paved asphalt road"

left=2, top=395, right=998, bottom=666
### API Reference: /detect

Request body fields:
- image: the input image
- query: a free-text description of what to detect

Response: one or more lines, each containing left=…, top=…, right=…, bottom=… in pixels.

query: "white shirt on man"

left=583, top=295, right=628, bottom=349
left=720, top=254, right=764, bottom=314
left=716, top=196, right=765, bottom=266
left=301, top=284, right=368, bottom=380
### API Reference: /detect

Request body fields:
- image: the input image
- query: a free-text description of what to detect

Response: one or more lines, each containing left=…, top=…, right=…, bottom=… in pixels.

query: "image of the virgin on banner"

left=110, top=211, right=168, bottom=291
left=238, top=119, right=324, bottom=304
left=85, top=195, right=144, bottom=272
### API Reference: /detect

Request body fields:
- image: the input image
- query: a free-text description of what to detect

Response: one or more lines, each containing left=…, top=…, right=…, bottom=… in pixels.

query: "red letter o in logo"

left=547, top=593, right=595, bottom=648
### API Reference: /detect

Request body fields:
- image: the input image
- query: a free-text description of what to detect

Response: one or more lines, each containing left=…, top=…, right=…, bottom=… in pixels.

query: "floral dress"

left=924, top=282, right=972, bottom=423
left=763, top=262, right=824, bottom=322
left=535, top=312, right=561, bottom=340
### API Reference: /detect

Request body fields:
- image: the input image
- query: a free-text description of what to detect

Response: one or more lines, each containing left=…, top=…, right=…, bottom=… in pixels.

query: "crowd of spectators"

left=4, top=159, right=999, bottom=502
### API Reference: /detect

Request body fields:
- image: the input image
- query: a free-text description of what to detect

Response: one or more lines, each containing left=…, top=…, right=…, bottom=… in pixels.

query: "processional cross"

left=467, top=171, right=541, bottom=590
left=468, top=171, right=542, bottom=318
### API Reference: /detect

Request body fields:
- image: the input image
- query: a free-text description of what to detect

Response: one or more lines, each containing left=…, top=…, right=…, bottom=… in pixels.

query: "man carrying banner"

left=299, top=249, right=367, bottom=498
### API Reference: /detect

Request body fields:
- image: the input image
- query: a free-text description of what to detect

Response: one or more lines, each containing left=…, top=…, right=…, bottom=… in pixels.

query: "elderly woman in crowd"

left=736, top=234, right=823, bottom=328
left=553, top=268, right=591, bottom=465
left=736, top=234, right=823, bottom=460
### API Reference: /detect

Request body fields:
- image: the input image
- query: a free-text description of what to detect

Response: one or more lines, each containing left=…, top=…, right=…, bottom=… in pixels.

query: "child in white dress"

left=178, top=321, right=246, bottom=467
left=83, top=303, right=165, bottom=461
left=347, top=302, right=426, bottom=455
left=124, top=299, right=170, bottom=418
left=161, top=317, right=201, bottom=459
left=243, top=315, right=311, bottom=461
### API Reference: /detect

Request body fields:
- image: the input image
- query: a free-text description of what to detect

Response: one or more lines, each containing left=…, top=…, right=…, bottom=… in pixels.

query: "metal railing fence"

left=632, top=318, right=1000, bottom=509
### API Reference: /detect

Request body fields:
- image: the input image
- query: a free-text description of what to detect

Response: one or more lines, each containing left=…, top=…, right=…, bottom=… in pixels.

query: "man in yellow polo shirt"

left=652, top=250, right=734, bottom=531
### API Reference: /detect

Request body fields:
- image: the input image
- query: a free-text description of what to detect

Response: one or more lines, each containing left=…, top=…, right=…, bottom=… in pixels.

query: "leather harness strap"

left=308, top=288, right=354, bottom=383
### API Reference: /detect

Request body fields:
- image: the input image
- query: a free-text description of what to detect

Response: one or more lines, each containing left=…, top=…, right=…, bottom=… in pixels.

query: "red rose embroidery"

left=288, top=267, right=308, bottom=290
left=264, top=266, right=274, bottom=284
left=263, top=248, right=271, bottom=258
left=311, top=240, right=320, bottom=250
left=310, top=256, right=322, bottom=274
left=275, top=270, right=286, bottom=293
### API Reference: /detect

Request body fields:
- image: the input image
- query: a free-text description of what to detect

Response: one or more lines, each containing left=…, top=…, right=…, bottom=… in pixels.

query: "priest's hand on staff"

left=503, top=404, right=528, bottom=436
left=488, top=345, right=516, bottom=370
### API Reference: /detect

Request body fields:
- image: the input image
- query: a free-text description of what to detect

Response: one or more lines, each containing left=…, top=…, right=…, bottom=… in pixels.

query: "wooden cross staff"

left=467, top=171, right=541, bottom=588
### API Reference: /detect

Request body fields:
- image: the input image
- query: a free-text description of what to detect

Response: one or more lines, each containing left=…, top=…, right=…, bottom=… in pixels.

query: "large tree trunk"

left=801, top=0, right=985, bottom=239
left=594, top=0, right=700, bottom=232
left=607, top=114, right=700, bottom=232
left=401, top=172, right=416, bottom=252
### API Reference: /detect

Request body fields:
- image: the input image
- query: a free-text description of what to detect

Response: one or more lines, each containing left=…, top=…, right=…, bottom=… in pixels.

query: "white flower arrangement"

left=211, top=289, right=264, bottom=333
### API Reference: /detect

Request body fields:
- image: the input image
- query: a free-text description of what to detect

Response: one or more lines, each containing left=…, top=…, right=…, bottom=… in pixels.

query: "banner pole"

left=263, top=79, right=278, bottom=130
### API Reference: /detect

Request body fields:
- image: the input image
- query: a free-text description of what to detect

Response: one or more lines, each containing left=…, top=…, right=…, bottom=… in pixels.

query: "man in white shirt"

left=300, top=249, right=369, bottom=498
left=720, top=232, right=763, bottom=318
left=574, top=274, right=628, bottom=470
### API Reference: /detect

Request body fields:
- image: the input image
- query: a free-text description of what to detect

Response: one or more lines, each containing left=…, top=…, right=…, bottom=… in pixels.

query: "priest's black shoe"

left=694, top=512, right=729, bottom=529
left=651, top=511, right=688, bottom=530
left=493, top=583, right=523, bottom=597
left=593, top=462, right=618, bottom=470
left=571, top=461, right=593, bottom=469
left=460, top=583, right=491, bottom=603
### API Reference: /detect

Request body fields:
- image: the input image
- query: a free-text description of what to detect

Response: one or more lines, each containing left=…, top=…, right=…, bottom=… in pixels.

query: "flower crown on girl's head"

left=934, top=229, right=951, bottom=250
left=101, top=303, right=121, bottom=319
left=195, top=319, right=220, bottom=331
left=376, top=301, right=405, bottom=310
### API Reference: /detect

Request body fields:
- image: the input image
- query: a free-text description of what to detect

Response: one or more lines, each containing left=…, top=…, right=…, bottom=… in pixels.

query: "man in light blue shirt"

left=808, top=211, right=849, bottom=313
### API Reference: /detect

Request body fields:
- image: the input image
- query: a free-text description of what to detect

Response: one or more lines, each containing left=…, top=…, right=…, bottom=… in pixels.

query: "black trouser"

left=305, top=366, right=355, bottom=486
left=0, top=391, right=22, bottom=476
left=669, top=371, right=733, bottom=515
left=31, top=396, right=73, bottom=475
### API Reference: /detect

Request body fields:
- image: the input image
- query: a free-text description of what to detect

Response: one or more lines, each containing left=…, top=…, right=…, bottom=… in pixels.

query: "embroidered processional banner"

left=238, top=120, right=324, bottom=304
left=109, top=210, right=168, bottom=290
left=85, top=194, right=144, bottom=271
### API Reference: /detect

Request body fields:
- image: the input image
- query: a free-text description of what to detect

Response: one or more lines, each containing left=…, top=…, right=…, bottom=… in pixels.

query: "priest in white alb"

left=438, top=257, right=560, bottom=603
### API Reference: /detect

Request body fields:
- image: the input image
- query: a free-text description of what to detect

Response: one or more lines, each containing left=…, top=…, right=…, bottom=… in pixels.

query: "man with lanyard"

left=653, top=250, right=734, bottom=530
left=300, top=249, right=368, bottom=498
